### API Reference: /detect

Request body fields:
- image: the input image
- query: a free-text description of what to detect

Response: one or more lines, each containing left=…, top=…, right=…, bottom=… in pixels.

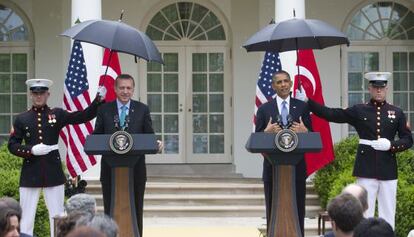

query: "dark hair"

left=56, top=211, right=93, bottom=237
left=0, top=197, right=22, bottom=218
left=0, top=208, right=20, bottom=237
left=353, top=218, right=395, bottom=237
left=272, top=70, right=291, bottom=82
left=327, top=193, right=363, bottom=233
left=115, top=74, right=135, bottom=87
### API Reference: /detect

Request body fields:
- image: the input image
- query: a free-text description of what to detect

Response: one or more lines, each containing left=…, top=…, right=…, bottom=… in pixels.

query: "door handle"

left=188, top=108, right=192, bottom=112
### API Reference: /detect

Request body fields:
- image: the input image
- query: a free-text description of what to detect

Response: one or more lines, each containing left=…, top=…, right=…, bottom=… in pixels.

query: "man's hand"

left=97, top=86, right=107, bottom=101
left=157, top=140, right=164, bottom=153
left=371, top=138, right=391, bottom=151
left=264, top=117, right=282, bottom=133
left=295, top=88, right=308, bottom=102
left=31, top=144, right=52, bottom=156
left=290, top=117, right=308, bottom=133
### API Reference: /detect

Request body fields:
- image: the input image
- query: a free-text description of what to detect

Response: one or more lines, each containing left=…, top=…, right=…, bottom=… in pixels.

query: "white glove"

left=97, top=86, right=107, bottom=100
left=371, top=138, right=391, bottom=151
left=31, top=144, right=59, bottom=156
left=295, top=88, right=308, bottom=102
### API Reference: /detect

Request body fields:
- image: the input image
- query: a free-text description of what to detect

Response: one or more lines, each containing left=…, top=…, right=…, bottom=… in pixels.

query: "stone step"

left=90, top=193, right=319, bottom=207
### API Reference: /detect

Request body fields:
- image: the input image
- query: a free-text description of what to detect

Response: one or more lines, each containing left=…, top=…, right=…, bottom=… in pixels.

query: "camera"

left=64, top=177, right=88, bottom=198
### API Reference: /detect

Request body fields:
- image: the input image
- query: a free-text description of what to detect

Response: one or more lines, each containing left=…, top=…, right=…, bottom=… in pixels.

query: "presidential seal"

left=109, top=130, right=134, bottom=154
left=274, top=129, right=299, bottom=152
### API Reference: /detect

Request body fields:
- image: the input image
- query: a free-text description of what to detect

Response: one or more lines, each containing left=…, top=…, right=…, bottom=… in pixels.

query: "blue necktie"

left=120, top=105, right=127, bottom=128
left=281, top=100, right=288, bottom=126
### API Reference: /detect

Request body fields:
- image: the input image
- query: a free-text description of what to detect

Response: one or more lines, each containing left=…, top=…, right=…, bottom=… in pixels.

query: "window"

left=146, top=2, right=226, bottom=41
left=0, top=4, right=31, bottom=143
left=346, top=2, right=414, bottom=40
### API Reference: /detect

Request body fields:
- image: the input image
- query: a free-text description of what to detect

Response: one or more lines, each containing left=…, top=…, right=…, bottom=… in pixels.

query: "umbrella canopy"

left=243, top=18, right=349, bottom=52
left=61, top=19, right=163, bottom=64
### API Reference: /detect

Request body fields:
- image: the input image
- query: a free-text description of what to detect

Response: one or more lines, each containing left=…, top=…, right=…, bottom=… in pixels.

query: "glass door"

left=142, top=48, right=186, bottom=163
left=186, top=47, right=231, bottom=163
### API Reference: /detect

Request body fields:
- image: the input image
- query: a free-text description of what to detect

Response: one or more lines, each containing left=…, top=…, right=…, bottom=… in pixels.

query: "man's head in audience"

left=327, top=193, right=364, bottom=237
left=341, top=183, right=368, bottom=212
left=353, top=217, right=395, bottom=237
left=65, top=194, right=96, bottom=217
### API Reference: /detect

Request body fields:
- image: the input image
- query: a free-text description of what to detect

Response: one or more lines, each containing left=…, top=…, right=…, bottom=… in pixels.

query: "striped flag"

left=253, top=52, right=281, bottom=131
left=99, top=49, right=121, bottom=102
left=60, top=40, right=97, bottom=178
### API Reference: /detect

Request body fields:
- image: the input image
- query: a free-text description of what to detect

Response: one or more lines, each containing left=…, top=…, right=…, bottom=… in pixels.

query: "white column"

left=275, top=0, right=305, bottom=81
left=71, top=0, right=102, bottom=180
left=71, top=0, right=102, bottom=96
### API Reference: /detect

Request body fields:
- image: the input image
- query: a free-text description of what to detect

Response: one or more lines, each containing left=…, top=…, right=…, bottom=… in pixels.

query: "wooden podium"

left=246, top=132, right=322, bottom=237
left=84, top=134, right=158, bottom=237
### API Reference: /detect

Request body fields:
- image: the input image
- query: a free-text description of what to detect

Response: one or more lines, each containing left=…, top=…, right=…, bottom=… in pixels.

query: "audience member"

left=66, top=226, right=105, bottom=237
left=65, top=193, right=96, bottom=216
left=353, top=217, right=395, bottom=237
left=0, top=197, right=31, bottom=237
left=88, top=214, right=118, bottom=237
left=324, top=193, right=364, bottom=237
left=341, top=183, right=369, bottom=212
left=56, top=211, right=93, bottom=237
left=0, top=208, right=20, bottom=237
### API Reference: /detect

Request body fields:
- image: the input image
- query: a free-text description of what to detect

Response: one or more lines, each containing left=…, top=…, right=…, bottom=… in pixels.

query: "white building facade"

left=0, top=0, right=413, bottom=179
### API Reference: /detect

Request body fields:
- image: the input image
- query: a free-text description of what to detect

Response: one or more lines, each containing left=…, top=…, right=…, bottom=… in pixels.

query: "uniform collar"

left=31, top=105, right=49, bottom=112
left=369, top=99, right=386, bottom=107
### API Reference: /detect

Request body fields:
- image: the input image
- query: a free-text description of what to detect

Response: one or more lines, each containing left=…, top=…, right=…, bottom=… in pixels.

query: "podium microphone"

left=124, top=115, right=130, bottom=130
left=114, top=115, right=120, bottom=130
left=286, top=114, right=293, bottom=128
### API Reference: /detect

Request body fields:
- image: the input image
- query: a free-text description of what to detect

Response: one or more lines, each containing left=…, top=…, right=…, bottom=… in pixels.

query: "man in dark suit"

left=94, top=74, right=162, bottom=237
left=255, top=70, right=312, bottom=235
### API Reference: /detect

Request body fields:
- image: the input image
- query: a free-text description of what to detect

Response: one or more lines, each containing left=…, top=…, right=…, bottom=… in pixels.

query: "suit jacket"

left=8, top=98, right=102, bottom=187
left=93, top=99, right=154, bottom=181
left=255, top=97, right=312, bottom=182
left=308, top=99, right=413, bottom=180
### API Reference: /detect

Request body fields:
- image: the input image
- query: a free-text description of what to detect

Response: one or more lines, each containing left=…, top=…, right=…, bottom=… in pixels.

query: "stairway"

left=85, top=176, right=323, bottom=218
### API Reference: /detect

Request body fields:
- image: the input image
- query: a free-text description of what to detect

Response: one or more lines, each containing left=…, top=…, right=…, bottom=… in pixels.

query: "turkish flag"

left=293, top=49, right=335, bottom=175
left=99, top=49, right=121, bottom=102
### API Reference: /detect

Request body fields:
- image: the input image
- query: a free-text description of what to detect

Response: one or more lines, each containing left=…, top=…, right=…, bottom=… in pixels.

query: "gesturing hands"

left=264, top=117, right=282, bottom=133
left=290, top=116, right=308, bottom=133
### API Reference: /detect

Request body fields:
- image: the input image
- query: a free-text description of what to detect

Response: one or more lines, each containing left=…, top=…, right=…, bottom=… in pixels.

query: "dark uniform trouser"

left=101, top=158, right=146, bottom=237
left=264, top=160, right=306, bottom=236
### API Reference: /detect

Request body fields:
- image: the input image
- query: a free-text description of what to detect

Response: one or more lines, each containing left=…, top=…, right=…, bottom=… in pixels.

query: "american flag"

left=253, top=52, right=281, bottom=130
left=60, top=40, right=97, bottom=178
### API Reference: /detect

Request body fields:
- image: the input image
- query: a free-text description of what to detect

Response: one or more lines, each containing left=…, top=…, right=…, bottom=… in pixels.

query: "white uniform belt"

left=359, top=139, right=374, bottom=146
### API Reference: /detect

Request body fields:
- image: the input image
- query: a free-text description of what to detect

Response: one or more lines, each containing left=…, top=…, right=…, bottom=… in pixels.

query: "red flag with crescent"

left=293, top=49, right=335, bottom=175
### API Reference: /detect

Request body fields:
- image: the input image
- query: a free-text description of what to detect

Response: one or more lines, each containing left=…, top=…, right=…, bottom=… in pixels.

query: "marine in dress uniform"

left=296, top=72, right=413, bottom=229
left=7, top=79, right=106, bottom=236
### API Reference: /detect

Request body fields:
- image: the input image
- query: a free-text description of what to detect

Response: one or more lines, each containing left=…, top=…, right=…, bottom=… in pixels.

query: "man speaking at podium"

left=255, top=70, right=312, bottom=235
left=94, top=74, right=163, bottom=237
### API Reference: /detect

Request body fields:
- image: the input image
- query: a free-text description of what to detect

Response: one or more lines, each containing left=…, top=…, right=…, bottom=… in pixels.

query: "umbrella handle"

left=119, top=10, right=125, bottom=22
left=295, top=40, right=301, bottom=92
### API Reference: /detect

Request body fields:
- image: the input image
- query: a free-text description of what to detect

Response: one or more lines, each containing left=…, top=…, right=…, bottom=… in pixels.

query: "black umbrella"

left=243, top=18, right=349, bottom=52
left=61, top=19, right=163, bottom=64
left=60, top=13, right=163, bottom=86
left=243, top=18, right=349, bottom=88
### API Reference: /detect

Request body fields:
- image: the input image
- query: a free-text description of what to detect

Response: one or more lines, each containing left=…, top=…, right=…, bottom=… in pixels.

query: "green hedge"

left=0, top=144, right=50, bottom=237
left=314, top=136, right=414, bottom=237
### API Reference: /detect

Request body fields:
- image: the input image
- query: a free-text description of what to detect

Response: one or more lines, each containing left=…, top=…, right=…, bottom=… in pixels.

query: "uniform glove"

left=97, top=86, right=107, bottom=100
left=31, top=144, right=51, bottom=156
left=371, top=138, right=391, bottom=151
left=295, top=88, right=308, bottom=102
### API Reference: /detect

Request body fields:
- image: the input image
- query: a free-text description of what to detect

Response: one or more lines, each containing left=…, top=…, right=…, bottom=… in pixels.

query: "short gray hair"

left=65, top=194, right=96, bottom=216
left=88, top=214, right=118, bottom=237
left=342, top=183, right=368, bottom=212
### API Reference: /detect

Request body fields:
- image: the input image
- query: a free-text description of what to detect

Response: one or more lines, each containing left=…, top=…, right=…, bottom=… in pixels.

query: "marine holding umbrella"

left=296, top=72, right=413, bottom=229
left=8, top=79, right=106, bottom=236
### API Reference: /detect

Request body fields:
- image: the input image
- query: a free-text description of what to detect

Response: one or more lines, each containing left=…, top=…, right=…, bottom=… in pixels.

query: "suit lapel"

left=270, top=99, right=279, bottom=121
left=127, top=100, right=136, bottom=128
